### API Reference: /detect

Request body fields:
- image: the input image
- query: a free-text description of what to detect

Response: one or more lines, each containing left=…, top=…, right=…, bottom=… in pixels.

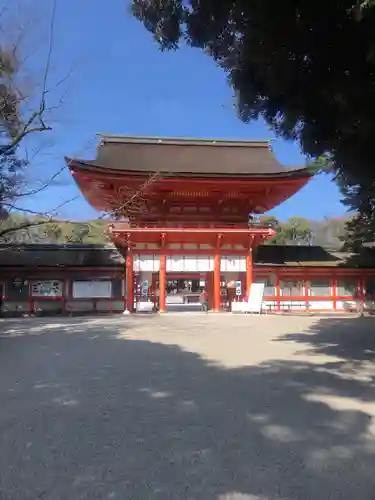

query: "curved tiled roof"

left=66, top=135, right=310, bottom=179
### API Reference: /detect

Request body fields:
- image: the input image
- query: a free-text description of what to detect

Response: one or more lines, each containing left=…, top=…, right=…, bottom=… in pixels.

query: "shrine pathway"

left=1, top=313, right=375, bottom=500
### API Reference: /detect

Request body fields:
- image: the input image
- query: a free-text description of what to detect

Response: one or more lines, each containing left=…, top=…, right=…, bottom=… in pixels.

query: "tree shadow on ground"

left=1, top=316, right=375, bottom=499
left=279, top=316, right=375, bottom=364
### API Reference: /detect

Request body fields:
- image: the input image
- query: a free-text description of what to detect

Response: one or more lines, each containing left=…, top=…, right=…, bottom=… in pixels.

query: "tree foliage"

left=1, top=213, right=349, bottom=248
left=307, top=155, right=375, bottom=248
left=259, top=215, right=347, bottom=248
left=343, top=212, right=375, bottom=250
left=132, top=0, right=375, bottom=187
left=0, top=214, right=109, bottom=245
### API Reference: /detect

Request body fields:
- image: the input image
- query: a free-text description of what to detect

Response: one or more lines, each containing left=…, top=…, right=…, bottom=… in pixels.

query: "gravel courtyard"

left=1, top=313, right=375, bottom=499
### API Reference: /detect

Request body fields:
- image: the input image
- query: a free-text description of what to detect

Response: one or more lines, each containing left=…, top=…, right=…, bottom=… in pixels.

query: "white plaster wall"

left=134, top=255, right=160, bottom=272
left=196, top=256, right=213, bottom=271
left=254, top=277, right=275, bottom=296
left=221, top=256, right=246, bottom=272
left=166, top=255, right=213, bottom=272
left=166, top=256, right=184, bottom=272
left=336, top=300, right=358, bottom=311
left=309, top=301, right=334, bottom=310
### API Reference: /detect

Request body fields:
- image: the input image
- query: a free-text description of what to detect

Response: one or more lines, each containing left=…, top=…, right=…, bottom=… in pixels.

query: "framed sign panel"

left=31, top=280, right=63, bottom=297
left=72, top=280, right=112, bottom=299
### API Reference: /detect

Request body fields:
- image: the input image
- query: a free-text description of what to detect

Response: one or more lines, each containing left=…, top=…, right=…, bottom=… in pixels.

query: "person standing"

left=199, top=288, right=209, bottom=312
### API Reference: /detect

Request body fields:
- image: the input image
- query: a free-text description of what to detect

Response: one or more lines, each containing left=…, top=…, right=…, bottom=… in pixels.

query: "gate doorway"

left=151, top=272, right=229, bottom=312
left=153, top=272, right=208, bottom=312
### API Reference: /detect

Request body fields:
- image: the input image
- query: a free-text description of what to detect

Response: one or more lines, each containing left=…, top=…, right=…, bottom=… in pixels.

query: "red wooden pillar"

left=152, top=272, right=158, bottom=309
left=206, top=271, right=214, bottom=310
left=213, top=253, right=221, bottom=312
left=304, top=273, right=310, bottom=312
left=332, top=276, right=337, bottom=311
left=357, top=276, right=364, bottom=315
left=125, top=252, right=134, bottom=313
left=246, top=248, right=253, bottom=295
left=27, top=280, right=33, bottom=316
left=276, top=271, right=281, bottom=312
left=62, top=278, right=67, bottom=315
left=159, top=254, right=166, bottom=313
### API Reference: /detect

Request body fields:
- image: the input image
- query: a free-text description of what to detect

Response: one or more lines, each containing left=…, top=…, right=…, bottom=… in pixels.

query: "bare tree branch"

left=1, top=0, right=57, bottom=155
left=41, top=0, right=56, bottom=98
left=16, top=164, right=66, bottom=197
left=3, top=194, right=79, bottom=217
left=102, top=171, right=162, bottom=220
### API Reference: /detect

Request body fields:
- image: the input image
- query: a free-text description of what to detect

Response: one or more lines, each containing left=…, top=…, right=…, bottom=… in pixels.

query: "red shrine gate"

left=67, top=135, right=312, bottom=312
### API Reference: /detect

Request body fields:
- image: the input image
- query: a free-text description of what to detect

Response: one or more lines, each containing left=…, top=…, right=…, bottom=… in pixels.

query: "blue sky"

left=15, top=0, right=345, bottom=221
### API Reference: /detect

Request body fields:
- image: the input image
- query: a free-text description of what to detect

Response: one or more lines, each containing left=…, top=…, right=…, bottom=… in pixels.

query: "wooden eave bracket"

left=160, top=232, right=167, bottom=249
left=216, top=233, right=223, bottom=249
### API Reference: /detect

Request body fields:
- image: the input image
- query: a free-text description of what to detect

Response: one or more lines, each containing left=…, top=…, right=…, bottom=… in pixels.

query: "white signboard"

left=247, top=283, right=265, bottom=313
left=72, top=280, right=112, bottom=299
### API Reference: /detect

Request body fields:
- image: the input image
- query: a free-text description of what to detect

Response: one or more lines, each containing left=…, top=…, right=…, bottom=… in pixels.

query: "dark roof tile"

left=67, top=135, right=310, bottom=178
left=0, top=244, right=373, bottom=269
left=0, top=244, right=124, bottom=268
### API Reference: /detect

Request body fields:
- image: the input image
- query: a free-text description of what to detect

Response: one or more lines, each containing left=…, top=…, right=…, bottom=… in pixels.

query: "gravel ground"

left=1, top=313, right=375, bottom=499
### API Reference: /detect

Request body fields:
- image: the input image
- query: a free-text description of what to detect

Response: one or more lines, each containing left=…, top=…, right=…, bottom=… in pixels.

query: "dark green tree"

left=344, top=212, right=375, bottom=251
left=284, top=217, right=312, bottom=245
left=307, top=155, right=375, bottom=249
left=65, top=223, right=91, bottom=244
left=43, top=223, right=62, bottom=243
left=132, top=0, right=375, bottom=188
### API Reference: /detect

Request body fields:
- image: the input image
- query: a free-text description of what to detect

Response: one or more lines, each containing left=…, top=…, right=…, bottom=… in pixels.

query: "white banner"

left=221, top=256, right=246, bottom=272
left=134, top=255, right=160, bottom=272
